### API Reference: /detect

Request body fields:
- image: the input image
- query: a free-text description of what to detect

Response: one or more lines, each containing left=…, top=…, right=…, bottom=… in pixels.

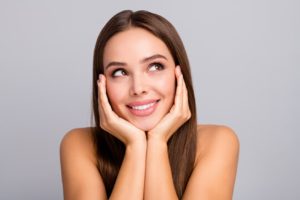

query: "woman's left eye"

left=148, top=63, right=164, bottom=72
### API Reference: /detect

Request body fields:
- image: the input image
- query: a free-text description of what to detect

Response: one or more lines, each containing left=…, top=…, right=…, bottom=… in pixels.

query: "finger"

left=97, top=75, right=108, bottom=123
left=173, top=66, right=183, bottom=112
left=97, top=75, right=102, bottom=112
left=181, top=74, right=190, bottom=117
left=99, top=75, right=115, bottom=117
left=98, top=75, right=114, bottom=121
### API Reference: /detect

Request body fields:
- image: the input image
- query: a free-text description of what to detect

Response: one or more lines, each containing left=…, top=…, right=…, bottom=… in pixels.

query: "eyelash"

left=149, top=62, right=165, bottom=71
left=111, top=68, right=127, bottom=77
left=111, top=62, right=165, bottom=77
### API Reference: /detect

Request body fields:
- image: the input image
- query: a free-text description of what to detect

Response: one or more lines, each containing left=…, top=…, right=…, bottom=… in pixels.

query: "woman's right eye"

left=112, top=69, right=126, bottom=77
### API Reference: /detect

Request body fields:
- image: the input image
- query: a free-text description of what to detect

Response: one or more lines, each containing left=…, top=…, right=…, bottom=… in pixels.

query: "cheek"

left=106, top=81, right=125, bottom=109
left=154, top=72, right=176, bottom=100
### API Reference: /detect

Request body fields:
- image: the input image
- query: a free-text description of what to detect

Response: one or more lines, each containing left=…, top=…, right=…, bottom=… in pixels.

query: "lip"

left=127, top=99, right=160, bottom=117
left=127, top=99, right=159, bottom=107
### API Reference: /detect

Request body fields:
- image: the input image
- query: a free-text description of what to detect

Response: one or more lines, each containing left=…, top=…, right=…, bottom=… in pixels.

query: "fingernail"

left=98, top=74, right=101, bottom=81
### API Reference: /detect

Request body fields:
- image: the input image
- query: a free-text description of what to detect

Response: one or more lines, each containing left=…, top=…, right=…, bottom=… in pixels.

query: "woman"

left=60, top=10, right=239, bottom=200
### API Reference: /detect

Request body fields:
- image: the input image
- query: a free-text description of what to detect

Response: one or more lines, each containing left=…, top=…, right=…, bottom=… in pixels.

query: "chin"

left=133, top=122, right=156, bottom=132
left=130, top=118, right=161, bottom=131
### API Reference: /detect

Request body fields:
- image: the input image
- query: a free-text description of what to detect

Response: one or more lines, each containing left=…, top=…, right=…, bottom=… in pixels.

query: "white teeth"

left=131, top=102, right=155, bottom=110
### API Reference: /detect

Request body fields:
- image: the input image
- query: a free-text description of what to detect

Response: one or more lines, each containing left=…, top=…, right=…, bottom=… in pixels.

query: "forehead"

left=103, top=27, right=174, bottom=65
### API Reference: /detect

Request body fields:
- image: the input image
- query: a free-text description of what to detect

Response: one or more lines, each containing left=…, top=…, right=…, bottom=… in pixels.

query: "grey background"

left=0, top=0, right=299, bottom=199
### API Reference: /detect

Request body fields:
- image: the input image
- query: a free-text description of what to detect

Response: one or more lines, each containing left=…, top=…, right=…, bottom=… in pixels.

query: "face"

left=102, top=27, right=176, bottom=131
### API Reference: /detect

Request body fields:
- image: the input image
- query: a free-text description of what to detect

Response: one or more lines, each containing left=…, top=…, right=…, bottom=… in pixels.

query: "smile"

left=131, top=102, right=156, bottom=110
left=127, top=99, right=160, bottom=117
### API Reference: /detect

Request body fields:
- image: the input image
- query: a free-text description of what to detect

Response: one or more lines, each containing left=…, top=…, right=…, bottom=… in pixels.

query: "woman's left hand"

left=147, top=66, right=191, bottom=143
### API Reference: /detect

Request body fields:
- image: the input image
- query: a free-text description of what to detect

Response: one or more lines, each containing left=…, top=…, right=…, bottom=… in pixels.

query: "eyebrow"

left=105, top=54, right=168, bottom=70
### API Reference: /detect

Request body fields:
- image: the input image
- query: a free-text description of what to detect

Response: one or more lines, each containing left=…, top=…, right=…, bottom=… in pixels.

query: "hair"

left=91, top=10, right=197, bottom=198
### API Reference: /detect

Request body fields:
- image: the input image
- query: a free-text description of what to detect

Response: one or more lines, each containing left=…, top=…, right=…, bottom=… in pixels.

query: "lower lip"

left=127, top=101, right=159, bottom=117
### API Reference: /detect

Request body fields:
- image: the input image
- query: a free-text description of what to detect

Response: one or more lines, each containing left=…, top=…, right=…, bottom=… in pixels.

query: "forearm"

left=144, top=138, right=178, bottom=200
left=110, top=142, right=147, bottom=200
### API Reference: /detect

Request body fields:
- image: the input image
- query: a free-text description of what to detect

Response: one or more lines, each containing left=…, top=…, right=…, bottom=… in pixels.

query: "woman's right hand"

left=97, top=74, right=146, bottom=147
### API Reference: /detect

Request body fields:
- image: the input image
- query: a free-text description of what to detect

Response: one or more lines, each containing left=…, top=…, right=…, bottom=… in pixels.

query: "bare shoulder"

left=60, top=127, right=97, bottom=164
left=60, top=127, right=93, bottom=144
left=196, top=124, right=240, bottom=161
left=60, top=127, right=94, bottom=157
left=182, top=125, right=239, bottom=199
left=60, top=127, right=106, bottom=200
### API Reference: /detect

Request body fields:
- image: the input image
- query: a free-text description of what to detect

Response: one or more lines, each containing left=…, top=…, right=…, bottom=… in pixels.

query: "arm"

left=109, top=141, right=146, bottom=200
left=98, top=75, right=147, bottom=200
left=60, top=128, right=147, bottom=200
left=144, top=66, right=189, bottom=199
left=182, top=125, right=240, bottom=200
left=60, top=128, right=107, bottom=200
left=60, top=74, right=148, bottom=200
left=144, top=137, right=178, bottom=200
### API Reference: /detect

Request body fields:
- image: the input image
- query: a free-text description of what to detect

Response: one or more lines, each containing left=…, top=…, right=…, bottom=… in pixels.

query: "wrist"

left=146, top=137, right=169, bottom=156
left=126, top=142, right=147, bottom=159
left=147, top=130, right=168, bottom=144
left=147, top=135, right=168, bottom=147
left=125, top=130, right=147, bottom=146
left=126, top=136, right=147, bottom=150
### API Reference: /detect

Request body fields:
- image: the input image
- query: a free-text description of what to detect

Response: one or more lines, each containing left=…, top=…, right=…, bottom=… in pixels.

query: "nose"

left=129, top=74, right=148, bottom=96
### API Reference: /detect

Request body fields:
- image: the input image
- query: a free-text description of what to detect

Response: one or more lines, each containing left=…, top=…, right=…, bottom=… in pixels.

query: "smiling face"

left=102, top=27, right=176, bottom=131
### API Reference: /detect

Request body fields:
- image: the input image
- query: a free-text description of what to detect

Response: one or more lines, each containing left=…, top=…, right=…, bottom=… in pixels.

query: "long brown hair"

left=91, top=10, right=197, bottom=198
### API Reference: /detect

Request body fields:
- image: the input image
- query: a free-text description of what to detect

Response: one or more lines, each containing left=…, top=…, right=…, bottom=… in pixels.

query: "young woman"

left=60, top=10, right=239, bottom=200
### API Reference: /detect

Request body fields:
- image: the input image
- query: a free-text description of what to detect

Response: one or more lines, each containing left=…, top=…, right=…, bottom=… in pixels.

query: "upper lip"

left=127, top=99, right=160, bottom=107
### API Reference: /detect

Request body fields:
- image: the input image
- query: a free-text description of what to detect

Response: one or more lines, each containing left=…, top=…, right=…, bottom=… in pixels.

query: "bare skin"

left=60, top=124, right=239, bottom=200
left=96, top=65, right=190, bottom=199
left=60, top=28, right=239, bottom=199
left=60, top=70, right=239, bottom=199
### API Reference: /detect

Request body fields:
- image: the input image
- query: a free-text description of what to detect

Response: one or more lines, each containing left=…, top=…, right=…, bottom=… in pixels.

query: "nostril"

left=132, top=89, right=147, bottom=96
left=130, top=83, right=147, bottom=96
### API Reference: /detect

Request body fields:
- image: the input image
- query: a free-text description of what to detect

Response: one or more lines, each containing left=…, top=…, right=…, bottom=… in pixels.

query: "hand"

left=97, top=74, right=146, bottom=146
left=147, top=66, right=191, bottom=143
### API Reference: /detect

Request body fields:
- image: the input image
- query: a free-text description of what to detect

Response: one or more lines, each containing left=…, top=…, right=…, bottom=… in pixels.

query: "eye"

left=112, top=68, right=127, bottom=77
left=148, top=62, right=164, bottom=72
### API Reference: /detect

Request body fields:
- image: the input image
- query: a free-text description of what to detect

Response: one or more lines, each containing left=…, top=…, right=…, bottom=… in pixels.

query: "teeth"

left=131, top=102, right=155, bottom=110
